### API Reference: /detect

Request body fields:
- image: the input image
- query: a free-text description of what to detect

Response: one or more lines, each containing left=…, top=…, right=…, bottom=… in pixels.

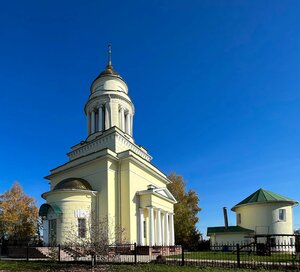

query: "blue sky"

left=1, top=0, right=300, bottom=237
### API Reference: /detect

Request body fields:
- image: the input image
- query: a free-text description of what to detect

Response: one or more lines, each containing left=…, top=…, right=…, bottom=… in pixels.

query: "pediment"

left=137, top=187, right=177, bottom=204
left=153, top=188, right=177, bottom=202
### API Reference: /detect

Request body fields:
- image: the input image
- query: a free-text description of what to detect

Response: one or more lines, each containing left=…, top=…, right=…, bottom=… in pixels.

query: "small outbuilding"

left=207, top=188, right=298, bottom=246
left=207, top=226, right=254, bottom=249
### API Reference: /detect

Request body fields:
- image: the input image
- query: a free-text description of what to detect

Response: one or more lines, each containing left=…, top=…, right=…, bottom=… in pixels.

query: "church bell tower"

left=85, top=45, right=134, bottom=142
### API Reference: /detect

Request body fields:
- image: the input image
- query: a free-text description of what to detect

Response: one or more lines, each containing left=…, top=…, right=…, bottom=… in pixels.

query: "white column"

left=120, top=107, right=125, bottom=131
left=130, top=114, right=133, bottom=135
left=161, top=213, right=165, bottom=245
left=156, top=209, right=162, bottom=246
left=124, top=112, right=127, bottom=133
left=87, top=112, right=91, bottom=135
left=169, top=213, right=175, bottom=246
left=98, top=106, right=103, bottom=132
left=119, top=107, right=122, bottom=130
left=105, top=102, right=110, bottom=130
left=164, top=212, right=169, bottom=246
left=91, top=110, right=96, bottom=134
left=139, top=208, right=144, bottom=246
left=109, top=101, right=113, bottom=127
left=148, top=206, right=155, bottom=246
left=125, top=112, right=130, bottom=134
left=119, top=107, right=122, bottom=129
left=122, top=110, right=126, bottom=132
left=128, top=114, right=131, bottom=136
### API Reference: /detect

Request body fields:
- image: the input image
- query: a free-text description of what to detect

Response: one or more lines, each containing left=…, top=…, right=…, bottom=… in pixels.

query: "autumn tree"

left=167, top=173, right=201, bottom=247
left=0, top=182, right=38, bottom=243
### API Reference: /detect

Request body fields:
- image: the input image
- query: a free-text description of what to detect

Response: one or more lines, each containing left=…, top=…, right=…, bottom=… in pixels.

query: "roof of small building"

left=53, top=178, right=93, bottom=191
left=231, top=188, right=298, bottom=211
left=207, top=226, right=254, bottom=236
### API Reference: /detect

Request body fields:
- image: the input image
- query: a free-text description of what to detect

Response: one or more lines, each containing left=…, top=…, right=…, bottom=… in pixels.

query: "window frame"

left=78, top=218, right=87, bottom=238
left=279, top=209, right=286, bottom=221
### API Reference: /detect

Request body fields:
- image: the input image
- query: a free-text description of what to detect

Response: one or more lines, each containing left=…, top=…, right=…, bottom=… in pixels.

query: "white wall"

left=210, top=233, right=252, bottom=250
left=235, top=203, right=294, bottom=235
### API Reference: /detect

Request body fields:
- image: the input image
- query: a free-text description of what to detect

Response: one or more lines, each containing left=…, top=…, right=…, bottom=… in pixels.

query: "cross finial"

left=108, top=44, right=112, bottom=66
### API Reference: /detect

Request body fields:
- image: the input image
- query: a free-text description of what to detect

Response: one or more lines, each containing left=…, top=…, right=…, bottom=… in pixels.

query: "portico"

left=138, top=207, right=175, bottom=246
left=137, top=187, right=176, bottom=246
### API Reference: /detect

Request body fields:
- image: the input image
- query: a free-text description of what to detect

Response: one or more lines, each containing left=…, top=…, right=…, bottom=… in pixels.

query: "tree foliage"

left=0, top=182, right=38, bottom=243
left=167, top=173, right=201, bottom=247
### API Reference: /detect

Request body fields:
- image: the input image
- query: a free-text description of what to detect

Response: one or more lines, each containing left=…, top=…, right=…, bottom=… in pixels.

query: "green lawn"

left=0, top=261, right=289, bottom=272
left=170, top=251, right=297, bottom=263
left=112, top=264, right=281, bottom=272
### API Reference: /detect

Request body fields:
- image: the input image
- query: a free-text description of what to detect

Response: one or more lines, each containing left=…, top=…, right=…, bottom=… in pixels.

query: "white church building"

left=39, top=47, right=177, bottom=248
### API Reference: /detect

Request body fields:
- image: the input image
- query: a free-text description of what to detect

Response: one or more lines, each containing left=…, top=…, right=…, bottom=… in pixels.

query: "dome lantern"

left=85, top=45, right=135, bottom=139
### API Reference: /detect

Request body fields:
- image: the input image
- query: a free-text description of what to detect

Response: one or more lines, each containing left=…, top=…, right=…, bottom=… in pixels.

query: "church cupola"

left=90, top=45, right=123, bottom=90
left=85, top=45, right=135, bottom=140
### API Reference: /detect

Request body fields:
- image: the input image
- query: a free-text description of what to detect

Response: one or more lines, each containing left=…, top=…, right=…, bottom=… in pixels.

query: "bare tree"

left=63, top=213, right=126, bottom=261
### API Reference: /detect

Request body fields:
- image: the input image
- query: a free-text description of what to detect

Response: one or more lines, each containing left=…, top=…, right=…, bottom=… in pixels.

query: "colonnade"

left=88, top=103, right=108, bottom=134
left=138, top=207, right=175, bottom=246
left=118, top=106, right=133, bottom=135
left=87, top=104, right=133, bottom=136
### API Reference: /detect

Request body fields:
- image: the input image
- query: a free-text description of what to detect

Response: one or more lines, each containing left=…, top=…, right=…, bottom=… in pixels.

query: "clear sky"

left=1, top=0, right=300, bottom=237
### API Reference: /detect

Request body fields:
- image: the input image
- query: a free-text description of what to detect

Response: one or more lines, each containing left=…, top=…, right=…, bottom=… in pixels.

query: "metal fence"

left=183, top=242, right=300, bottom=270
left=1, top=239, right=300, bottom=270
left=3, top=243, right=181, bottom=264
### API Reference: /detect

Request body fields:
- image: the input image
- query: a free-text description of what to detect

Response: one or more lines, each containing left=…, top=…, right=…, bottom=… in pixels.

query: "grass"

left=169, top=251, right=297, bottom=263
left=114, top=265, right=293, bottom=272
left=111, top=264, right=279, bottom=272
left=0, top=260, right=63, bottom=271
left=0, top=261, right=288, bottom=272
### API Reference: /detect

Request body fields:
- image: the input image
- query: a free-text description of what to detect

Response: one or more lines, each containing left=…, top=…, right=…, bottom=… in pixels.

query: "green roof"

left=207, top=226, right=254, bottom=236
left=232, top=188, right=298, bottom=211
left=39, top=203, right=62, bottom=217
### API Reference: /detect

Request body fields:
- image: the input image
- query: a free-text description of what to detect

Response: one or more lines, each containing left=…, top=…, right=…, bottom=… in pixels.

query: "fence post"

left=236, top=243, right=240, bottom=268
left=134, top=242, right=137, bottom=264
left=26, top=243, right=29, bottom=262
left=181, top=245, right=184, bottom=266
left=58, top=244, right=61, bottom=262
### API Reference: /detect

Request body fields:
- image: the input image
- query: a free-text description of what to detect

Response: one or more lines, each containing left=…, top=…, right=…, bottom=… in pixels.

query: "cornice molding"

left=42, top=189, right=98, bottom=200
left=116, top=134, right=152, bottom=161
left=68, top=133, right=115, bottom=160
left=45, top=148, right=118, bottom=180
left=85, top=93, right=134, bottom=114
left=67, top=127, right=151, bottom=162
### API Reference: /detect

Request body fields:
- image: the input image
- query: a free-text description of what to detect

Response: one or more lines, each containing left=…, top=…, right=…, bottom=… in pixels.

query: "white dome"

left=90, top=74, right=128, bottom=95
